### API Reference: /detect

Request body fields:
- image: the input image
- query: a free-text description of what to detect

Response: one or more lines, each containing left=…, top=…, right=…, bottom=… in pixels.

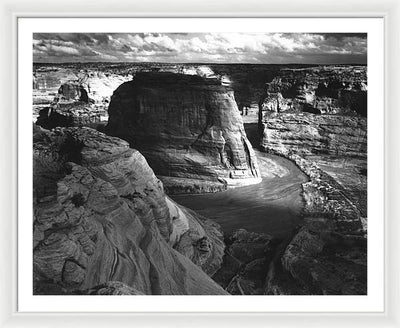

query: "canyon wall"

left=106, top=72, right=261, bottom=194
left=211, top=66, right=368, bottom=295
left=251, top=67, right=368, bottom=295
left=260, top=112, right=367, bottom=158
left=259, top=66, right=367, bottom=117
left=33, top=125, right=226, bottom=295
left=34, top=68, right=132, bottom=126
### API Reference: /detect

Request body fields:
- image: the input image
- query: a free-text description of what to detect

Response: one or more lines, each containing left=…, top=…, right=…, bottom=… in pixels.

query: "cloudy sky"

left=33, top=33, right=367, bottom=64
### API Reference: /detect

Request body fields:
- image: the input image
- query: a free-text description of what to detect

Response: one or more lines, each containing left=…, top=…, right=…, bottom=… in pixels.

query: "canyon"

left=33, top=63, right=367, bottom=295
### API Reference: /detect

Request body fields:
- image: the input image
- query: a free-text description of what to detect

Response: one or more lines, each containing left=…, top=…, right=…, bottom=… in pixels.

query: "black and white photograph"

left=31, top=31, right=369, bottom=296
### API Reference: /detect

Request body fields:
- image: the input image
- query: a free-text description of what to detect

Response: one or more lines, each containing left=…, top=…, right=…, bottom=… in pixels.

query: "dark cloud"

left=316, top=33, right=367, bottom=40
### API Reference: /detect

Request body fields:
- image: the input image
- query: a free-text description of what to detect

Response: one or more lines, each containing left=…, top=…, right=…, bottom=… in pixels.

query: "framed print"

left=1, top=0, right=399, bottom=327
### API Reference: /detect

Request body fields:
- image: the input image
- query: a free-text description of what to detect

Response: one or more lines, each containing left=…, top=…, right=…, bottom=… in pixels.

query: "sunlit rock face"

left=260, top=112, right=367, bottom=158
left=33, top=67, right=132, bottom=125
left=33, top=125, right=226, bottom=295
left=35, top=102, right=107, bottom=130
left=106, top=72, right=261, bottom=194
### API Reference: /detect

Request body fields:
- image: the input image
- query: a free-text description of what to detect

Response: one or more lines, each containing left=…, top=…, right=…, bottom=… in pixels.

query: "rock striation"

left=260, top=112, right=367, bottom=158
left=35, top=102, right=107, bottom=130
left=259, top=66, right=367, bottom=117
left=256, top=99, right=367, bottom=294
left=33, top=125, right=226, bottom=295
left=77, top=281, right=145, bottom=295
left=34, top=69, right=132, bottom=128
left=218, top=65, right=368, bottom=294
left=106, top=72, right=261, bottom=194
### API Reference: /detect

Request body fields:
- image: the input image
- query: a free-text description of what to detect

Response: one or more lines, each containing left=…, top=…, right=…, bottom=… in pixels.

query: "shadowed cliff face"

left=33, top=125, right=226, bottom=295
left=259, top=66, right=367, bottom=117
left=106, top=72, right=261, bottom=194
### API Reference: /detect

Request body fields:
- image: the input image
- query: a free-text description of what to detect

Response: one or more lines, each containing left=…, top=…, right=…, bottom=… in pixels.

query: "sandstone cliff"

left=106, top=72, right=261, bottom=194
left=260, top=112, right=367, bottom=158
left=259, top=66, right=367, bottom=117
left=33, top=125, right=226, bottom=295
left=34, top=69, right=132, bottom=127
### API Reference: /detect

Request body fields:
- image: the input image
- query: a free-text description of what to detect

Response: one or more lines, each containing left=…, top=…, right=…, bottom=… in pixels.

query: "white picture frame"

left=1, top=0, right=399, bottom=326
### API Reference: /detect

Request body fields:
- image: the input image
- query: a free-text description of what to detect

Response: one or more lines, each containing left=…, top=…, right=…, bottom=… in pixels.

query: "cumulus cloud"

left=33, top=32, right=367, bottom=64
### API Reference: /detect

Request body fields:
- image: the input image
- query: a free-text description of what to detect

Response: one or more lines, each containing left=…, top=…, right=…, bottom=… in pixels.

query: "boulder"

left=212, top=229, right=276, bottom=295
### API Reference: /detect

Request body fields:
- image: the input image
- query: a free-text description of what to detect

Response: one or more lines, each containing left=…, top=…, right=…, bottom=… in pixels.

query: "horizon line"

left=33, top=61, right=367, bottom=66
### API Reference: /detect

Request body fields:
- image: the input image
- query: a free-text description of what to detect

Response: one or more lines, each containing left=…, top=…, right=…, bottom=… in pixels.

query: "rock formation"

left=33, top=125, right=226, bottom=295
left=106, top=72, right=261, bottom=194
left=259, top=66, right=367, bottom=117
left=209, top=65, right=368, bottom=295
left=260, top=112, right=367, bottom=158
left=35, top=102, right=107, bottom=130
left=33, top=68, right=132, bottom=127
left=254, top=89, right=367, bottom=294
left=213, top=157, right=367, bottom=295
left=32, top=63, right=368, bottom=296
left=77, top=281, right=145, bottom=295
left=57, top=82, right=90, bottom=103
left=265, top=155, right=367, bottom=295
left=213, top=229, right=276, bottom=295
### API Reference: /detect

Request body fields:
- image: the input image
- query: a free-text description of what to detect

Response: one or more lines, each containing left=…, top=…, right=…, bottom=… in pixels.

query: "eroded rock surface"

left=217, top=64, right=368, bottom=295
left=106, top=72, right=261, bottom=194
left=260, top=112, right=367, bottom=158
left=33, top=125, right=226, bottom=295
left=259, top=66, right=367, bottom=116
left=264, top=153, right=367, bottom=295
left=34, top=69, right=132, bottom=128
left=213, top=229, right=276, bottom=295
left=77, top=281, right=145, bottom=295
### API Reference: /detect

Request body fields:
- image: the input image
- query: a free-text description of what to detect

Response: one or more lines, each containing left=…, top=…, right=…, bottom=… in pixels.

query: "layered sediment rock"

left=257, top=110, right=367, bottom=294
left=228, top=68, right=368, bottom=294
left=259, top=66, right=367, bottom=116
left=106, top=72, right=261, bottom=193
left=34, top=69, right=132, bottom=127
left=33, top=125, right=226, bottom=295
left=35, top=102, right=107, bottom=130
left=260, top=112, right=367, bottom=158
